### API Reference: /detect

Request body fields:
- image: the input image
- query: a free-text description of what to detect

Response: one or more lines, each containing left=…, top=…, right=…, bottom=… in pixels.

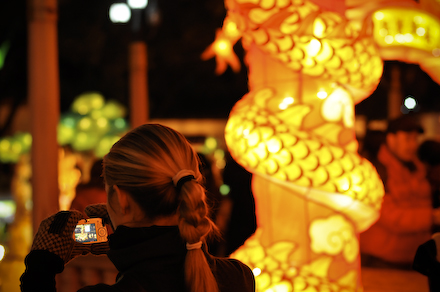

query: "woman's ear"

left=113, top=185, right=129, bottom=214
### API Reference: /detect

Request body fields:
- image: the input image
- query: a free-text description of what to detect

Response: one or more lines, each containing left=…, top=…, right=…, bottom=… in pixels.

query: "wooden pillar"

left=28, top=0, right=60, bottom=233
left=129, top=41, right=149, bottom=128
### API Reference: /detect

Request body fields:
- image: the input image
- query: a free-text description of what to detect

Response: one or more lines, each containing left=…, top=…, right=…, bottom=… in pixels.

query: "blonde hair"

left=103, top=124, right=219, bottom=292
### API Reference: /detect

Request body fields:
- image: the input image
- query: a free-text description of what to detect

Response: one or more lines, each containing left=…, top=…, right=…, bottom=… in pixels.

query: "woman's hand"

left=31, top=210, right=91, bottom=264
left=85, top=203, right=112, bottom=255
left=85, top=203, right=113, bottom=230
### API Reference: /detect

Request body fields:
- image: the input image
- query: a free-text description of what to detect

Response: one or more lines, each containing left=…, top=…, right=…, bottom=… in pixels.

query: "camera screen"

left=74, top=223, right=98, bottom=243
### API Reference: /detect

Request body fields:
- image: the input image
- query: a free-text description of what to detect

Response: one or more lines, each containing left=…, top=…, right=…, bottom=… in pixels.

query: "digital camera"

left=73, top=218, right=108, bottom=244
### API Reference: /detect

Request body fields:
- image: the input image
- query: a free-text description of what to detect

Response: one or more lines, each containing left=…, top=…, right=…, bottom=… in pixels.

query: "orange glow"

left=215, top=40, right=231, bottom=55
left=201, top=29, right=241, bottom=74
left=58, top=148, right=81, bottom=210
left=203, top=0, right=440, bottom=291
left=370, top=5, right=440, bottom=84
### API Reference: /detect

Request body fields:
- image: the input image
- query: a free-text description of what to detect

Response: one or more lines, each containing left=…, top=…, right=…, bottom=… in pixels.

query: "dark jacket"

left=21, top=226, right=255, bottom=292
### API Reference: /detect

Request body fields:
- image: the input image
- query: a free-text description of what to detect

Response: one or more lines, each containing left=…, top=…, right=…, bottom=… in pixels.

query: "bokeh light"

left=109, top=3, right=131, bottom=23
left=219, top=184, right=230, bottom=196
left=128, top=0, right=148, bottom=9
left=404, top=96, right=417, bottom=110
left=0, top=92, right=129, bottom=163
left=0, top=245, right=5, bottom=261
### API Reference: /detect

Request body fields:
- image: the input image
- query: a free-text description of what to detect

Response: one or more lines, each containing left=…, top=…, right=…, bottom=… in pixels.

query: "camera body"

left=73, top=218, right=108, bottom=244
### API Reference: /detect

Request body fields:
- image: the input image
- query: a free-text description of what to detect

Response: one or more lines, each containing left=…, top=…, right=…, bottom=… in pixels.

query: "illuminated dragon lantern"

left=202, top=0, right=440, bottom=291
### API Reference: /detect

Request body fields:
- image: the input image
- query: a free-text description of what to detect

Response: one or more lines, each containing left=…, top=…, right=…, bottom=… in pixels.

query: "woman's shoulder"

left=78, top=278, right=148, bottom=292
left=210, top=256, right=255, bottom=292
left=214, top=256, right=252, bottom=271
left=77, top=283, right=116, bottom=292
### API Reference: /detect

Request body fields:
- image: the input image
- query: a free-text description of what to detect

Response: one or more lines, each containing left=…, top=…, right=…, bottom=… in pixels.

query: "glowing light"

left=11, top=141, right=22, bottom=153
left=0, top=201, right=15, bottom=219
left=279, top=103, right=288, bottom=110
left=307, top=39, right=321, bottom=57
left=321, top=88, right=354, bottom=127
left=414, top=15, right=424, bottom=24
left=114, top=118, right=127, bottom=129
left=279, top=96, right=294, bottom=110
left=374, top=12, right=384, bottom=20
left=384, top=35, right=394, bottom=44
left=205, top=137, right=218, bottom=150
left=253, top=267, right=262, bottom=277
left=214, top=40, right=232, bottom=56
left=214, top=149, right=225, bottom=160
left=416, top=27, right=426, bottom=36
left=219, top=184, right=231, bottom=195
left=95, top=135, right=121, bottom=158
left=91, top=109, right=102, bottom=119
left=225, top=21, right=240, bottom=38
left=23, top=133, right=32, bottom=144
left=0, top=245, right=5, bottom=261
left=102, top=100, right=127, bottom=119
left=404, top=33, right=414, bottom=43
left=57, top=125, right=75, bottom=145
left=71, top=92, right=105, bottom=115
left=0, top=139, right=10, bottom=151
left=404, top=96, right=417, bottom=109
left=97, top=117, right=108, bottom=129
left=395, top=34, right=405, bottom=43
left=433, top=48, right=440, bottom=57
left=341, top=182, right=350, bottom=191
left=216, top=159, right=226, bottom=169
left=313, top=18, right=326, bottom=38
left=268, top=283, right=290, bottom=292
left=317, top=90, right=327, bottom=99
left=310, top=215, right=358, bottom=262
left=109, top=3, right=131, bottom=23
left=225, top=22, right=237, bottom=32
left=72, top=132, right=99, bottom=151
left=379, top=28, right=388, bottom=37
left=76, top=132, right=87, bottom=142
left=78, top=117, right=92, bottom=130
left=62, top=116, right=76, bottom=128
left=284, top=97, right=294, bottom=104
left=128, top=0, right=148, bottom=9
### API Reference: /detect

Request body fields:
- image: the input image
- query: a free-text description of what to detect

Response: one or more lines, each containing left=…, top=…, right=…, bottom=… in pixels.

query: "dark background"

left=0, top=0, right=439, bottom=136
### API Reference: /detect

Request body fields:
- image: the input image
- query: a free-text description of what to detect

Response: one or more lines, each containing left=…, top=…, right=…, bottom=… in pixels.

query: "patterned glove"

left=31, top=210, right=91, bottom=264
left=85, top=203, right=112, bottom=255
left=85, top=203, right=113, bottom=231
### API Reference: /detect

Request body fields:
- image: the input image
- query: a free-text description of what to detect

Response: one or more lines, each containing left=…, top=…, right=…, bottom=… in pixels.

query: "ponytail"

left=177, top=179, right=219, bottom=292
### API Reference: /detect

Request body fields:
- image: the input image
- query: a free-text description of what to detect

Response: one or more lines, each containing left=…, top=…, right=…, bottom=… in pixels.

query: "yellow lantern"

left=204, top=0, right=440, bottom=291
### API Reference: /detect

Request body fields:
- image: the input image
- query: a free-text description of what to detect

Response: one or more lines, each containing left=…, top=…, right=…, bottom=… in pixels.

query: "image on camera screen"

left=74, top=223, right=98, bottom=243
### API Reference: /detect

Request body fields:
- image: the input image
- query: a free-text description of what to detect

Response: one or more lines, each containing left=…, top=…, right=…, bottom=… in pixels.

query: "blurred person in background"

left=360, top=115, right=440, bottom=269
left=70, top=159, right=107, bottom=217
left=359, top=128, right=387, bottom=179
left=413, top=140, right=440, bottom=292
left=218, top=151, right=256, bottom=257
left=418, top=140, right=440, bottom=210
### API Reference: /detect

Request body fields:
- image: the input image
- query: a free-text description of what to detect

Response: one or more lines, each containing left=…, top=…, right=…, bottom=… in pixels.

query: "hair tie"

left=173, top=170, right=196, bottom=192
left=186, top=241, right=203, bottom=251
